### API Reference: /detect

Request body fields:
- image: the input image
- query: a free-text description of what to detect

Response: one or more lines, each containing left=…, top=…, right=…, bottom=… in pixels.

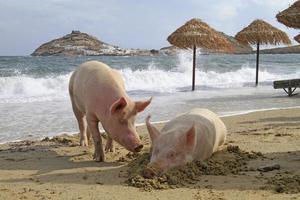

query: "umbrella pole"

left=255, top=42, right=260, bottom=86
left=192, top=45, right=196, bottom=91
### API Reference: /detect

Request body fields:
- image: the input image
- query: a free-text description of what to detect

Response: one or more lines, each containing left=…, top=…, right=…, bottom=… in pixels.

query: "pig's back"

left=74, top=61, right=115, bottom=87
left=70, top=61, right=125, bottom=114
left=188, top=108, right=227, bottom=148
left=163, top=108, right=226, bottom=160
left=189, top=108, right=227, bottom=145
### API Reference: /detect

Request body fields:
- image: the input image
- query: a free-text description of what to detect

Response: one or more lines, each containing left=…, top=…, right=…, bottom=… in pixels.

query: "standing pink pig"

left=144, top=108, right=227, bottom=177
left=69, top=61, right=151, bottom=162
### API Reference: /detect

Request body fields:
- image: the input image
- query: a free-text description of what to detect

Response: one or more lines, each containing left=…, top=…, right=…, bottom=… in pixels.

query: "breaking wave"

left=0, top=53, right=299, bottom=103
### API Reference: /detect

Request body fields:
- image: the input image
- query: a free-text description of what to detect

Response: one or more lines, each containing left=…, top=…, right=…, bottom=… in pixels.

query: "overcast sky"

left=0, top=0, right=298, bottom=55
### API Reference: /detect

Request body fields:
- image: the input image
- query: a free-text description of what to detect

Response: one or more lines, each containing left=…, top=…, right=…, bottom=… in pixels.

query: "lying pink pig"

left=69, top=61, right=152, bottom=162
left=144, top=108, right=227, bottom=177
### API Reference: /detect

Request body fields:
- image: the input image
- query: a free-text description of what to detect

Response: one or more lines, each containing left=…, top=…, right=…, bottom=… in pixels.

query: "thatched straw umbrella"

left=276, top=0, right=300, bottom=29
left=167, top=18, right=233, bottom=91
left=295, top=34, right=300, bottom=43
left=235, top=19, right=291, bottom=86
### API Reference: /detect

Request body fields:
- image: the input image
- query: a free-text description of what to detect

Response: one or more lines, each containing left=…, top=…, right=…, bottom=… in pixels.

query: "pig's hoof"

left=105, top=144, right=115, bottom=153
left=93, top=153, right=105, bottom=162
left=80, top=143, right=88, bottom=147
left=80, top=140, right=89, bottom=147
left=105, top=147, right=115, bottom=153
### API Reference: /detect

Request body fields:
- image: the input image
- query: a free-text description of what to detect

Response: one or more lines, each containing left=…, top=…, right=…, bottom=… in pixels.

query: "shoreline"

left=218, top=105, right=300, bottom=117
left=1, top=106, right=300, bottom=145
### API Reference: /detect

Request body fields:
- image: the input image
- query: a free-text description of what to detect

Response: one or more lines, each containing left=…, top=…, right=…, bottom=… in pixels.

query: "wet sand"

left=0, top=108, right=299, bottom=200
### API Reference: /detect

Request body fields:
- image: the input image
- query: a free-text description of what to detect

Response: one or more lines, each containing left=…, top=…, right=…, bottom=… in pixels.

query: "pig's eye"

left=167, top=152, right=176, bottom=159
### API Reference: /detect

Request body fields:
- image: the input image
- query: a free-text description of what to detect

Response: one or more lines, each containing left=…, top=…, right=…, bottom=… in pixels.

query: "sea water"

left=0, top=51, right=300, bottom=143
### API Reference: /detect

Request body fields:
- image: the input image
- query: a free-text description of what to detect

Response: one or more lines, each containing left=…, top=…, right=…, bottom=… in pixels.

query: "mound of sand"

left=124, top=145, right=264, bottom=191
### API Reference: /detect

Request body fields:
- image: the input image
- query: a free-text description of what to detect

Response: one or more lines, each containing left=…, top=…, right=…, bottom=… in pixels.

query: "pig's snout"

left=143, top=162, right=165, bottom=178
left=143, top=166, right=158, bottom=179
left=134, top=144, right=143, bottom=152
left=121, top=131, right=143, bottom=152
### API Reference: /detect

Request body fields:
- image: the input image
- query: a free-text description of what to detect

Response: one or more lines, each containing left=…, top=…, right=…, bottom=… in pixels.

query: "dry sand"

left=0, top=108, right=299, bottom=200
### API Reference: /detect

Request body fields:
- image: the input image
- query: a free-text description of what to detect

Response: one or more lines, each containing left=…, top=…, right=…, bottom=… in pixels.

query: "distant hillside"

left=33, top=30, right=299, bottom=56
left=259, top=45, right=300, bottom=54
left=220, top=32, right=253, bottom=54
left=160, top=33, right=253, bottom=55
left=31, top=31, right=153, bottom=56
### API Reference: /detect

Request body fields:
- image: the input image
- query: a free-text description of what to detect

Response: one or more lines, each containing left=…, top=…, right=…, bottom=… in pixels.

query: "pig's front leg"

left=105, top=135, right=114, bottom=152
left=87, top=115, right=105, bottom=162
left=86, top=126, right=91, bottom=143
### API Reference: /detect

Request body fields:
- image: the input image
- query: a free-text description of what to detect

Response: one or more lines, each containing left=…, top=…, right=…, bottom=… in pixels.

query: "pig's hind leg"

left=87, top=114, right=105, bottom=162
left=70, top=98, right=89, bottom=147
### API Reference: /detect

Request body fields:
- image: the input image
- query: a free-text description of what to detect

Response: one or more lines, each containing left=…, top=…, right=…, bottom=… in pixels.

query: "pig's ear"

left=135, top=97, right=152, bottom=113
left=146, top=115, right=160, bottom=142
left=184, top=125, right=196, bottom=152
left=110, top=97, right=127, bottom=115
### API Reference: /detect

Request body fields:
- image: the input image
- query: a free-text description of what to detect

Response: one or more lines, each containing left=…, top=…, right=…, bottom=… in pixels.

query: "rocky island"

left=32, top=30, right=299, bottom=56
left=31, top=31, right=153, bottom=56
left=259, top=45, right=300, bottom=54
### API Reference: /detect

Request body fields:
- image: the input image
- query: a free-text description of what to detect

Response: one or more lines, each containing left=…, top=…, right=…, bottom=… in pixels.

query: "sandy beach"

left=1, top=1, right=300, bottom=200
left=0, top=108, right=299, bottom=200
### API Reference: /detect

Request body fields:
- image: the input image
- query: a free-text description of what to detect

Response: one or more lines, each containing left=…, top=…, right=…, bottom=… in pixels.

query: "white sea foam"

left=0, top=73, right=71, bottom=103
left=122, top=51, right=299, bottom=91
left=0, top=52, right=299, bottom=103
left=0, top=67, right=298, bottom=103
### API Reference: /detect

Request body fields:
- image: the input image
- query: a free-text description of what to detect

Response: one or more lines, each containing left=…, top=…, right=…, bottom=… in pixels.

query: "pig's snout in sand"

left=134, top=144, right=143, bottom=152
left=143, top=166, right=158, bottom=179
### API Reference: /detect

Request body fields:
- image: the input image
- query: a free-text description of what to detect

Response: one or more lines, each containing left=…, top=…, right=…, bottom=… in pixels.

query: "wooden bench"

left=273, top=79, right=300, bottom=96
